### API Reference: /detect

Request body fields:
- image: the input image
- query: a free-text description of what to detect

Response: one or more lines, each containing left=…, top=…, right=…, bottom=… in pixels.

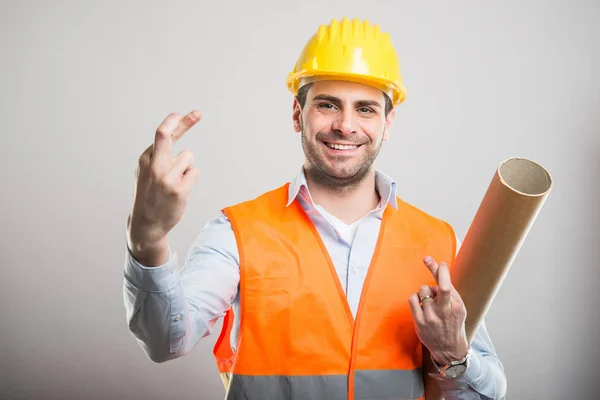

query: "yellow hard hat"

left=286, top=17, right=407, bottom=106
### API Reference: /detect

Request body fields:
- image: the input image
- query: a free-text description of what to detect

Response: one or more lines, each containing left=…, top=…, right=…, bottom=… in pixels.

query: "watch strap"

left=431, top=348, right=473, bottom=374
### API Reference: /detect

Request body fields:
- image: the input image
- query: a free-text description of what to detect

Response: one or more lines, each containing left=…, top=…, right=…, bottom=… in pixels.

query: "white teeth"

left=326, top=143, right=358, bottom=150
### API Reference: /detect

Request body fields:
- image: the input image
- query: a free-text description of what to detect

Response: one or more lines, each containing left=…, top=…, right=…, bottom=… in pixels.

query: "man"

left=123, top=17, right=507, bottom=400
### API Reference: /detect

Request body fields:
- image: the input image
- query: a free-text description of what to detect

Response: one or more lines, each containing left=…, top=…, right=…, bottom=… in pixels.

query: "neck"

left=304, top=167, right=381, bottom=224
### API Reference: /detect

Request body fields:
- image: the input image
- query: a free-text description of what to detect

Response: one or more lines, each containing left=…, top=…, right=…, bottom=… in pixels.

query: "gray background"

left=2, top=0, right=598, bottom=399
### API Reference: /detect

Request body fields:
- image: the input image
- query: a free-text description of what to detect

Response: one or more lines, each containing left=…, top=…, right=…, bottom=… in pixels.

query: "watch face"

left=445, top=364, right=467, bottom=378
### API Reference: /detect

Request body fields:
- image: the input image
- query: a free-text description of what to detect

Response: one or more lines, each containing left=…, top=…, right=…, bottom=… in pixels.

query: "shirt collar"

left=286, top=166, right=398, bottom=210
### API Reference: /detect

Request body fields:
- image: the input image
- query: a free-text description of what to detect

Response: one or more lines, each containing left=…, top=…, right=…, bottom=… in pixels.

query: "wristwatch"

left=431, top=348, right=473, bottom=378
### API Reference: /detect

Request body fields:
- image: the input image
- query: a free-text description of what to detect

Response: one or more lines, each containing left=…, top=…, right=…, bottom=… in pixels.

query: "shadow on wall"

left=574, top=145, right=600, bottom=398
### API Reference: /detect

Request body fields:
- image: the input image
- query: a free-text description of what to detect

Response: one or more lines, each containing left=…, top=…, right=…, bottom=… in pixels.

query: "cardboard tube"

left=454, top=157, right=552, bottom=340
left=424, top=157, right=552, bottom=399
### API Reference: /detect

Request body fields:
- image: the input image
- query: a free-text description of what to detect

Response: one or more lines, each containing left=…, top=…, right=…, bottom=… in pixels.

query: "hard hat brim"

left=286, top=70, right=406, bottom=106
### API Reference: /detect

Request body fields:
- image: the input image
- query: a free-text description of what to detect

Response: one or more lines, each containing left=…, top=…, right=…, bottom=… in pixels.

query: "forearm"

left=123, top=246, right=205, bottom=362
left=127, top=238, right=170, bottom=268
left=431, top=322, right=507, bottom=399
left=433, top=351, right=507, bottom=399
left=122, top=211, right=242, bottom=363
left=126, top=211, right=170, bottom=267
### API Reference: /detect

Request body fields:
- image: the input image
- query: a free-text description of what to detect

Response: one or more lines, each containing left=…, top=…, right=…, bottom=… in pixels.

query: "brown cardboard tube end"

left=498, top=158, right=553, bottom=197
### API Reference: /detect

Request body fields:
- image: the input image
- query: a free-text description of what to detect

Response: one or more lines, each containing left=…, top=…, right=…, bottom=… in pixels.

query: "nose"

left=331, top=109, right=356, bottom=136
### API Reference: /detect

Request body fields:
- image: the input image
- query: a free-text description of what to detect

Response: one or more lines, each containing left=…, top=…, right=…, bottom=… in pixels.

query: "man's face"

left=293, top=80, right=395, bottom=189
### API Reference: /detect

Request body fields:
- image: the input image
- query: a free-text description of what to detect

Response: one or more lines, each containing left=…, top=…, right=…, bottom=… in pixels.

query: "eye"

left=358, top=107, right=375, bottom=114
left=318, top=102, right=336, bottom=110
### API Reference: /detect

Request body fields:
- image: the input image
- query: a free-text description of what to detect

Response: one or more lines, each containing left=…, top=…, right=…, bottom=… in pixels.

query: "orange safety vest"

left=213, top=184, right=456, bottom=400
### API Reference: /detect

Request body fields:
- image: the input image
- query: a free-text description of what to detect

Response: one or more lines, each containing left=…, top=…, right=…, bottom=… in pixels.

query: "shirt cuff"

left=428, top=348, right=482, bottom=389
left=123, top=245, right=180, bottom=293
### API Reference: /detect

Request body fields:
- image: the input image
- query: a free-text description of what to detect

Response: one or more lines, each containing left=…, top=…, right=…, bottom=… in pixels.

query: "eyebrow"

left=311, top=94, right=382, bottom=109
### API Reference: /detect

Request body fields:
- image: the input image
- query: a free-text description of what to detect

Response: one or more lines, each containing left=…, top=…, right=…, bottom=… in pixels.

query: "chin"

left=325, top=163, right=367, bottom=180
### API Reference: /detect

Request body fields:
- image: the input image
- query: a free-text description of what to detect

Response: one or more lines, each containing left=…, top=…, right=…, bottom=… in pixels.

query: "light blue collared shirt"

left=123, top=167, right=507, bottom=399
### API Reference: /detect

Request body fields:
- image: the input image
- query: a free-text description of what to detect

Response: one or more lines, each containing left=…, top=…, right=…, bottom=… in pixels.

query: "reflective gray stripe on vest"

left=355, top=368, right=423, bottom=399
left=226, top=368, right=423, bottom=400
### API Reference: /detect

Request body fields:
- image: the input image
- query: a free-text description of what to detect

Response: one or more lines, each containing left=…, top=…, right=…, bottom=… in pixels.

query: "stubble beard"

left=300, top=126, right=384, bottom=194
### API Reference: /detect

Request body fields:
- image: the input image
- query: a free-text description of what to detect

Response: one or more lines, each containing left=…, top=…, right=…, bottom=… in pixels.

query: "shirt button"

left=173, top=313, right=182, bottom=322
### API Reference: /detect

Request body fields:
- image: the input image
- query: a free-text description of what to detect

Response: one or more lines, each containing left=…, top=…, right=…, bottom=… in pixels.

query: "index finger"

left=152, top=113, right=181, bottom=167
left=172, top=110, right=202, bottom=143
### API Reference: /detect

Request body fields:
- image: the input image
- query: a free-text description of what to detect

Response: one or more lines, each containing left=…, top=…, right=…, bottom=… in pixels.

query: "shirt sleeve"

left=122, top=211, right=240, bottom=363
left=432, top=321, right=507, bottom=399
left=430, top=235, right=508, bottom=399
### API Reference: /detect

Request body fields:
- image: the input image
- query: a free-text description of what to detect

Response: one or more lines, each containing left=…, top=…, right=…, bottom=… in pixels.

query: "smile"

left=324, top=142, right=361, bottom=150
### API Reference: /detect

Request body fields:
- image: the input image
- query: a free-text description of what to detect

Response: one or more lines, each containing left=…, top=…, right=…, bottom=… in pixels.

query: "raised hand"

left=126, top=111, right=201, bottom=266
left=408, top=256, right=470, bottom=366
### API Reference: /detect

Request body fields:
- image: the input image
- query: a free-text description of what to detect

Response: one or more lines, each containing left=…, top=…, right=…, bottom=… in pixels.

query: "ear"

left=382, top=107, right=396, bottom=141
left=292, top=97, right=303, bottom=133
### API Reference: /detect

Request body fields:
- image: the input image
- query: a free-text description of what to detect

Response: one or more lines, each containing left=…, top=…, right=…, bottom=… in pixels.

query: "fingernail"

left=424, top=256, right=432, bottom=264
